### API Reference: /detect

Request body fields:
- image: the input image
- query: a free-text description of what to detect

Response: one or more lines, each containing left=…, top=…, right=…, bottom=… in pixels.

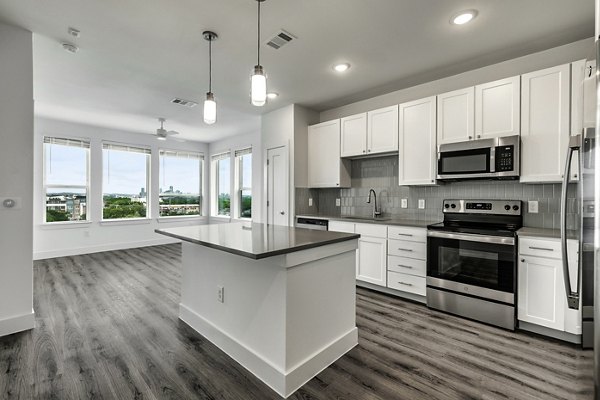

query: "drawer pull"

left=396, top=233, right=413, bottom=237
left=398, top=282, right=413, bottom=286
left=397, top=264, right=413, bottom=269
left=398, top=248, right=413, bottom=252
left=529, top=246, right=554, bottom=252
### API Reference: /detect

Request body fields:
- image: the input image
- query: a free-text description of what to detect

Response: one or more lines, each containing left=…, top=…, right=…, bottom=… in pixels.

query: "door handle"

left=397, top=248, right=413, bottom=252
left=397, top=265, right=413, bottom=269
left=528, top=246, right=554, bottom=252
left=398, top=282, right=413, bottom=287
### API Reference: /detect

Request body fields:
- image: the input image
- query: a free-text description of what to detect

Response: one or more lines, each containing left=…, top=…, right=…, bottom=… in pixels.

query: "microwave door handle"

left=561, top=136, right=580, bottom=310
left=489, top=147, right=495, bottom=173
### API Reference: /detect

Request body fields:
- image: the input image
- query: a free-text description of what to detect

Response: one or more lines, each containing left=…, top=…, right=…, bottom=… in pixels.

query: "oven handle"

left=427, top=230, right=514, bottom=245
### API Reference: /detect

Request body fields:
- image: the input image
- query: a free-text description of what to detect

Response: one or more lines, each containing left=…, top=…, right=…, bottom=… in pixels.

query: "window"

left=235, top=148, right=252, bottom=219
left=102, top=143, right=150, bottom=220
left=43, top=137, right=90, bottom=223
left=211, top=152, right=231, bottom=216
left=159, top=150, right=203, bottom=217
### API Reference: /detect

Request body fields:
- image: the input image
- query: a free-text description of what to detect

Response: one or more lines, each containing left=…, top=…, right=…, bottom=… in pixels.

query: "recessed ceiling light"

left=267, top=92, right=279, bottom=99
left=68, top=27, right=80, bottom=38
left=61, top=43, right=79, bottom=54
left=451, top=10, right=478, bottom=25
left=333, top=63, right=351, bottom=73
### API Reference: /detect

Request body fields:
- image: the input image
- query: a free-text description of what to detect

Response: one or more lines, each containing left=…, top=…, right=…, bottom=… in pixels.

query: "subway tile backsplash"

left=296, top=155, right=578, bottom=230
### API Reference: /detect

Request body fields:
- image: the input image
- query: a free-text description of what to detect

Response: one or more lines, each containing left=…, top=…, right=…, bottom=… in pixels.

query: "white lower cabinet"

left=387, top=271, right=426, bottom=296
left=357, top=236, right=387, bottom=286
left=518, top=236, right=581, bottom=335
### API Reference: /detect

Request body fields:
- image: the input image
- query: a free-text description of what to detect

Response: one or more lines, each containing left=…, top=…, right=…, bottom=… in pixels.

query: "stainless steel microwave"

left=437, top=135, right=520, bottom=181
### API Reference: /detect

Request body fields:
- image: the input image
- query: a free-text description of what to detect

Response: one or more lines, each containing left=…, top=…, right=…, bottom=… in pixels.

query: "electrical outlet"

left=217, top=286, right=224, bottom=303
left=401, top=199, right=408, bottom=209
left=418, top=199, right=425, bottom=209
left=308, top=198, right=313, bottom=207
left=336, top=198, right=341, bottom=207
left=528, top=201, right=539, bottom=214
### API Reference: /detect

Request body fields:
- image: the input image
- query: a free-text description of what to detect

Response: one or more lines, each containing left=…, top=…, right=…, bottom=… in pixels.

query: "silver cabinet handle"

left=398, top=282, right=413, bottom=286
left=398, top=248, right=413, bottom=252
left=477, top=135, right=481, bottom=138
left=396, top=233, right=413, bottom=237
left=468, top=136, right=473, bottom=139
left=397, top=265, right=413, bottom=269
left=529, top=246, right=554, bottom=252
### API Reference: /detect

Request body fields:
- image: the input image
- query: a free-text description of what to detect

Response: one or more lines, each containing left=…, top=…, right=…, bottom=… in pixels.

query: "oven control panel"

left=442, top=199, right=521, bottom=215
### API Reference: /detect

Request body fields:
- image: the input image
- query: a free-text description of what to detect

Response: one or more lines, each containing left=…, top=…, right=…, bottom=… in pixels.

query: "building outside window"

left=159, top=150, right=203, bottom=217
left=211, top=152, right=231, bottom=216
left=235, top=148, right=252, bottom=219
left=43, top=137, right=90, bottom=223
left=102, top=143, right=150, bottom=220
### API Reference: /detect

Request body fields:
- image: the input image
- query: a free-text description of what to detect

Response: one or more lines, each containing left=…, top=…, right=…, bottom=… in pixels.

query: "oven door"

left=437, top=147, right=493, bottom=179
left=427, top=231, right=516, bottom=304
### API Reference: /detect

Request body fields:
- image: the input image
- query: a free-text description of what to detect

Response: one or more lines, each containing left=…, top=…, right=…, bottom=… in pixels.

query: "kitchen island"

left=155, top=222, right=360, bottom=398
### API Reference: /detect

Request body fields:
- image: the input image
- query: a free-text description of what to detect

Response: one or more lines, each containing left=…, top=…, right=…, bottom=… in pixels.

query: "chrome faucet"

left=367, top=189, right=382, bottom=218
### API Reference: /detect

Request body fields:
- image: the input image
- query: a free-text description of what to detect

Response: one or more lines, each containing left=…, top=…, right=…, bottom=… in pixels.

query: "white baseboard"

left=0, top=311, right=35, bottom=337
left=33, top=237, right=179, bottom=260
left=179, top=303, right=357, bottom=398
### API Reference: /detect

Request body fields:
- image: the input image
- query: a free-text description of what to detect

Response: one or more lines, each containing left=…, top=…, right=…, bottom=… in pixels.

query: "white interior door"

left=267, top=146, right=289, bottom=226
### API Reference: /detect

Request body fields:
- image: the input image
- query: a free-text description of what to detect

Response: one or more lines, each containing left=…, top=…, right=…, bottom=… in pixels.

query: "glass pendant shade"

left=251, top=65, right=267, bottom=107
left=204, top=92, right=216, bottom=124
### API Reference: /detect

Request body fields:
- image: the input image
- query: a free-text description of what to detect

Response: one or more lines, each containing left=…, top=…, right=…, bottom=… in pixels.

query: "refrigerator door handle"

left=561, top=135, right=581, bottom=310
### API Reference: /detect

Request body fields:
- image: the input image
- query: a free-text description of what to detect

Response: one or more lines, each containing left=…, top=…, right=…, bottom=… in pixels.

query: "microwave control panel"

left=495, top=145, right=514, bottom=172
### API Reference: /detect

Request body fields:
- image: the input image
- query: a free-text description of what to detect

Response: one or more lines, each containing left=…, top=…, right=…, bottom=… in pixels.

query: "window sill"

left=210, top=215, right=231, bottom=222
left=157, top=216, right=206, bottom=223
left=99, top=218, right=152, bottom=226
left=39, top=221, right=92, bottom=230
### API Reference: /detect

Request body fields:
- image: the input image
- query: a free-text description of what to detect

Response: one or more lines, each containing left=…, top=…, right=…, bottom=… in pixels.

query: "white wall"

left=33, top=117, right=209, bottom=260
left=207, top=129, right=262, bottom=223
left=0, top=23, right=35, bottom=337
left=321, top=38, right=594, bottom=121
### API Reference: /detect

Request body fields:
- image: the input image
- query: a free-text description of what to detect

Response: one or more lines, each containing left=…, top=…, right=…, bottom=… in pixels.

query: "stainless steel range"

left=426, top=199, right=523, bottom=330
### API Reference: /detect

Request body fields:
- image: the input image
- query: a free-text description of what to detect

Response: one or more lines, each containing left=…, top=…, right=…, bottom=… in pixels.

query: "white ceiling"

left=0, top=0, right=594, bottom=142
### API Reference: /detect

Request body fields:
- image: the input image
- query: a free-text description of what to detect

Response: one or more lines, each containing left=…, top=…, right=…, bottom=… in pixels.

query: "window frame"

left=210, top=151, right=232, bottom=218
left=42, top=136, right=91, bottom=225
left=101, top=141, right=151, bottom=222
left=158, top=149, right=204, bottom=219
left=234, top=148, right=252, bottom=220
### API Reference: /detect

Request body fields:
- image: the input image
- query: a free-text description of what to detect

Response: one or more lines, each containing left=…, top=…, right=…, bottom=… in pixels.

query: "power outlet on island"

left=418, top=199, right=425, bottom=209
left=528, top=201, right=539, bottom=214
left=336, top=198, right=341, bottom=207
left=308, top=198, right=313, bottom=207
left=217, top=286, right=225, bottom=303
left=401, top=199, right=408, bottom=209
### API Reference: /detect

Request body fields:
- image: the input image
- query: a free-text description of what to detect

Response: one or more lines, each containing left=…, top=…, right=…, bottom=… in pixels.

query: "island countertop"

left=156, top=222, right=360, bottom=260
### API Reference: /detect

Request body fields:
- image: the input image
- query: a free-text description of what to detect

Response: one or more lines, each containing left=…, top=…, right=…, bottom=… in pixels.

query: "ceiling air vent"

left=266, top=29, right=297, bottom=50
left=171, top=98, right=198, bottom=108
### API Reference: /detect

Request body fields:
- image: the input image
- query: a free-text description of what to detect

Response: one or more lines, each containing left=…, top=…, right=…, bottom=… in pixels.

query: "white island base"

left=178, top=239, right=358, bottom=398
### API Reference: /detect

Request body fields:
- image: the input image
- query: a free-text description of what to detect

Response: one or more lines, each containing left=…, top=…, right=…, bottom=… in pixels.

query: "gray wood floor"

left=0, top=244, right=594, bottom=399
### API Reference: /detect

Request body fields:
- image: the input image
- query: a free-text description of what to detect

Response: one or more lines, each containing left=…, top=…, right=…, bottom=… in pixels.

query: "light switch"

left=401, top=199, right=408, bottom=208
left=418, top=199, right=425, bottom=209
left=528, top=201, right=539, bottom=214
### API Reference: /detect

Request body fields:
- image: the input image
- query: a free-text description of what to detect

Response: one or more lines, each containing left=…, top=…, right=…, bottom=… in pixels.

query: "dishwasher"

left=296, top=217, right=329, bottom=231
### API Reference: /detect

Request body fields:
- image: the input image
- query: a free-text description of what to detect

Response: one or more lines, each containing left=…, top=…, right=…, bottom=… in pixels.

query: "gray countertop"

left=156, top=222, right=360, bottom=260
left=296, top=214, right=435, bottom=228
left=517, top=227, right=579, bottom=240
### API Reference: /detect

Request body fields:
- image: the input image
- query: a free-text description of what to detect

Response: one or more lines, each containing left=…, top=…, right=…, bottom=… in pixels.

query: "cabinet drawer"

left=388, top=239, right=427, bottom=260
left=519, top=238, right=561, bottom=259
left=329, top=221, right=355, bottom=234
left=387, top=226, right=427, bottom=242
left=355, top=223, right=387, bottom=238
left=387, top=255, right=426, bottom=277
left=387, top=271, right=426, bottom=296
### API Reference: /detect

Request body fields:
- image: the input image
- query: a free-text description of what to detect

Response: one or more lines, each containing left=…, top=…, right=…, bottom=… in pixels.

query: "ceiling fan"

left=155, top=118, right=179, bottom=141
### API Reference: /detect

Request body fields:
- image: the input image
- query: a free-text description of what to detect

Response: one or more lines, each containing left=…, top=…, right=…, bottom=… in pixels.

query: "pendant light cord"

left=257, top=0, right=261, bottom=66
left=209, top=36, right=212, bottom=93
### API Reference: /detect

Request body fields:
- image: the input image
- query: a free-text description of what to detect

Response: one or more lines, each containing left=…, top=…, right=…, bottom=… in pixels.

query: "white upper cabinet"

left=437, top=87, right=475, bottom=145
left=308, top=120, right=351, bottom=188
left=398, top=96, right=437, bottom=186
left=475, top=76, right=520, bottom=139
left=520, top=64, right=570, bottom=183
left=367, top=105, right=399, bottom=154
left=340, top=113, right=367, bottom=157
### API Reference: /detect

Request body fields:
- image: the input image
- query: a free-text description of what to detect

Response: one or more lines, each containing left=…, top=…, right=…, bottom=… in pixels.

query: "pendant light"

left=251, top=0, right=267, bottom=106
left=203, top=31, right=218, bottom=124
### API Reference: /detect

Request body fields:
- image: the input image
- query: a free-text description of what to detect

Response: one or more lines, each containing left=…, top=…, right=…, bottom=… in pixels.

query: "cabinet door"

left=520, top=64, right=570, bottom=183
left=341, top=113, right=367, bottom=157
left=367, top=105, right=398, bottom=154
left=475, top=76, right=520, bottom=139
left=308, top=120, right=349, bottom=188
left=357, top=236, right=387, bottom=287
left=518, top=255, right=565, bottom=331
left=399, top=96, right=436, bottom=185
left=437, top=87, right=475, bottom=145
